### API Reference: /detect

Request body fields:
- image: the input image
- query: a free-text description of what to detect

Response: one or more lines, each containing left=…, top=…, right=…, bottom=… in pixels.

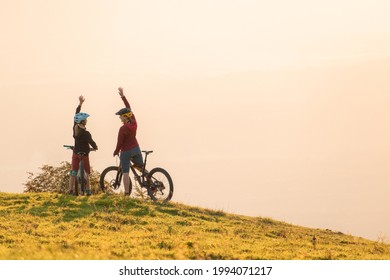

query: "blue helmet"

left=74, top=112, right=90, bottom=124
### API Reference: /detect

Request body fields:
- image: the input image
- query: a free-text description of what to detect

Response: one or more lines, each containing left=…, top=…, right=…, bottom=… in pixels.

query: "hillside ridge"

left=0, top=192, right=389, bottom=260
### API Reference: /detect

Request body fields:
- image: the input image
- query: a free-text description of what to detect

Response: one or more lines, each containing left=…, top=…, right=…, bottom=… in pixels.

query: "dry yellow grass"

left=1, top=192, right=389, bottom=260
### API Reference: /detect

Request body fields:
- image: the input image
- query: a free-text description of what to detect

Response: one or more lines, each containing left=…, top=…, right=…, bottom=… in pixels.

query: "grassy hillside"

left=0, top=192, right=389, bottom=260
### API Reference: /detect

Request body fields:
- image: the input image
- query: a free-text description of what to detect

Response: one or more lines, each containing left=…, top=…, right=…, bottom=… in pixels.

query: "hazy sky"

left=1, top=0, right=390, bottom=241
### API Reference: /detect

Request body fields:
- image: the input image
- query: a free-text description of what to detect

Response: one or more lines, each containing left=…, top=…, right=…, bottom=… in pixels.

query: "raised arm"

left=75, top=95, right=85, bottom=114
left=118, top=87, right=131, bottom=109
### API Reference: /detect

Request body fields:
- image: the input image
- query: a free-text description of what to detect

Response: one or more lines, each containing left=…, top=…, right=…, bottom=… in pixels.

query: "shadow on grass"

left=27, top=195, right=93, bottom=221
left=26, top=194, right=156, bottom=222
left=22, top=193, right=224, bottom=224
left=0, top=193, right=31, bottom=212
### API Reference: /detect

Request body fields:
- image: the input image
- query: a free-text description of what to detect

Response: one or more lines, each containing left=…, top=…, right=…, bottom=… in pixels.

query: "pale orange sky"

left=1, top=0, right=390, bottom=241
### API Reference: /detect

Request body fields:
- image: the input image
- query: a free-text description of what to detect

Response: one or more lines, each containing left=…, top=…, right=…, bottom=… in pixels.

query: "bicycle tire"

left=74, top=179, right=79, bottom=196
left=99, top=166, right=130, bottom=195
left=147, top=167, right=173, bottom=202
left=79, top=160, right=85, bottom=195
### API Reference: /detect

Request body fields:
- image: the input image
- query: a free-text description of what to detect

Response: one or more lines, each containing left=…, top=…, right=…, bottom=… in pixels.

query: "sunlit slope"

left=0, top=192, right=389, bottom=260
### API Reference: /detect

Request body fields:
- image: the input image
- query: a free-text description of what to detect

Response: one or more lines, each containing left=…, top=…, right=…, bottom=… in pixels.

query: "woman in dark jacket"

left=68, top=95, right=98, bottom=195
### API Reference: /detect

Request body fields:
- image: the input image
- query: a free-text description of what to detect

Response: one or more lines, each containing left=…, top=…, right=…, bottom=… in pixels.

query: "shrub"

left=24, top=161, right=102, bottom=194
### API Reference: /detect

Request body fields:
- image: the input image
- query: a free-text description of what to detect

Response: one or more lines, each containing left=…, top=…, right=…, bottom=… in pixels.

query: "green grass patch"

left=0, top=192, right=389, bottom=260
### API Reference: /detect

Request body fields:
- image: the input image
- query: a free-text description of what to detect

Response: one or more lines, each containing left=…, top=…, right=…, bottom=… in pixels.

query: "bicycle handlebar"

left=64, top=145, right=97, bottom=152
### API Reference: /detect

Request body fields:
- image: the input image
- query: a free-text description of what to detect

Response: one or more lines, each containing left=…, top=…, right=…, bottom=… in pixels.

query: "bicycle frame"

left=100, top=149, right=173, bottom=201
left=114, top=151, right=152, bottom=191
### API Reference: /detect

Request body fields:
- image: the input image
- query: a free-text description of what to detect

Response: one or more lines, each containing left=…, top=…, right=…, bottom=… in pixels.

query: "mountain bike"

left=64, top=145, right=88, bottom=195
left=99, top=150, right=174, bottom=202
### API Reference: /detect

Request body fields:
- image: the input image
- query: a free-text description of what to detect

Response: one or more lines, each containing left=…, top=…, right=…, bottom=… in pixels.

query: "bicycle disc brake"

left=152, top=181, right=165, bottom=195
left=110, top=179, right=120, bottom=190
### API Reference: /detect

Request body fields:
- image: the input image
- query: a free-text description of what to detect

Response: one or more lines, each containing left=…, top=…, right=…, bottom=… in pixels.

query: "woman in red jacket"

left=113, top=87, right=143, bottom=195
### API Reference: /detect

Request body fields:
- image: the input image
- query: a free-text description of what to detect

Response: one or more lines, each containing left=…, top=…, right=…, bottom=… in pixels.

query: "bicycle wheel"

left=147, top=167, right=173, bottom=202
left=74, top=179, right=79, bottom=196
left=99, top=166, right=130, bottom=195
